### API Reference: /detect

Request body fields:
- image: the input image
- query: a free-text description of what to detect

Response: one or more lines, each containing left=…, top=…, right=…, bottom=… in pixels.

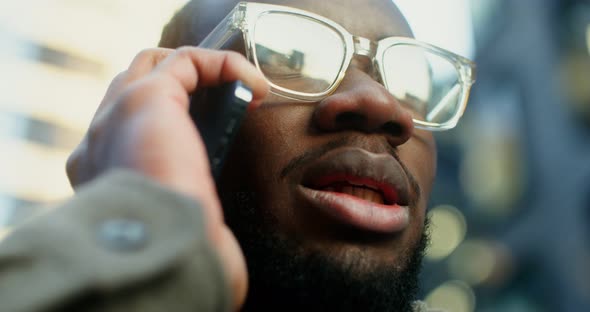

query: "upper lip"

left=300, top=147, right=411, bottom=206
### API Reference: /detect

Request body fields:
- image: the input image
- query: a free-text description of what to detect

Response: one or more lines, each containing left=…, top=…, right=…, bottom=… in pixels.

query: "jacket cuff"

left=0, top=170, right=230, bottom=312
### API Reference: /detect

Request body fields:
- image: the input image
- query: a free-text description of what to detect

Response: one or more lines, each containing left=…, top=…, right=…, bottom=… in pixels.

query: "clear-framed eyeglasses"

left=200, top=2, right=476, bottom=131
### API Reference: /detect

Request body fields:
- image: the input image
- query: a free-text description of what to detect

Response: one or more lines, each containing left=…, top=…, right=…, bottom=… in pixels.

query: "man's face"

left=216, top=0, right=437, bottom=310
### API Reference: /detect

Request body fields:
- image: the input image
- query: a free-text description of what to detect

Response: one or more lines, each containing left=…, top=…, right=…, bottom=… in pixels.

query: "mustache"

left=279, top=136, right=422, bottom=204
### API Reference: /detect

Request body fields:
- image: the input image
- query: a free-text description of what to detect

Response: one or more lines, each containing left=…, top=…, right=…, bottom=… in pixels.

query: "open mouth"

left=309, top=174, right=399, bottom=206
left=296, top=147, right=412, bottom=233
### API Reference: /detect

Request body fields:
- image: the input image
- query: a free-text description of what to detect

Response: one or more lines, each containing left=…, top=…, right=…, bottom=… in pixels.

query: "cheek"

left=224, top=105, right=313, bottom=230
left=399, top=132, right=437, bottom=203
left=221, top=104, right=311, bottom=206
left=239, top=105, right=310, bottom=176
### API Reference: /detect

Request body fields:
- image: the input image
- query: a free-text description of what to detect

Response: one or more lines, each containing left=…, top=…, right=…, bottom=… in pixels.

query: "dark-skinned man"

left=0, top=1, right=474, bottom=311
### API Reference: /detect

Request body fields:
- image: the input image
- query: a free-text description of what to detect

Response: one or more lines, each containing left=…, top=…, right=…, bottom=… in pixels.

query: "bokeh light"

left=425, top=280, right=476, bottom=312
left=448, top=239, right=513, bottom=287
left=0, top=227, right=12, bottom=242
left=459, top=136, right=525, bottom=219
left=426, top=204, right=467, bottom=261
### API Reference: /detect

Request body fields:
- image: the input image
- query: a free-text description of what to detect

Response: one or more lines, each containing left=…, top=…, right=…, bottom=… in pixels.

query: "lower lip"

left=298, top=186, right=410, bottom=234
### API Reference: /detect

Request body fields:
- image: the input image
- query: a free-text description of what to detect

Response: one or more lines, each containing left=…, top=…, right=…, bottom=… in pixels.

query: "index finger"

left=94, top=48, right=176, bottom=115
left=152, top=47, right=270, bottom=106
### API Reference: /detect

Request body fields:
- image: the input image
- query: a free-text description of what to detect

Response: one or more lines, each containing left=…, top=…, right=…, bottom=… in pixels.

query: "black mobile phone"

left=189, top=81, right=252, bottom=181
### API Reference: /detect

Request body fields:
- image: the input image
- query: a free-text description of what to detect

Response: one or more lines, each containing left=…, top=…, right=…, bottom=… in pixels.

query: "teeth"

left=342, top=186, right=354, bottom=195
left=324, top=185, right=385, bottom=204
left=364, top=189, right=382, bottom=204
left=352, top=187, right=364, bottom=198
left=372, top=191, right=384, bottom=204
left=358, top=188, right=370, bottom=200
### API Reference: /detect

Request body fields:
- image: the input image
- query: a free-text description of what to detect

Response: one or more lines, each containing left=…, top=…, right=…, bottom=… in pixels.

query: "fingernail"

left=247, top=99, right=264, bottom=111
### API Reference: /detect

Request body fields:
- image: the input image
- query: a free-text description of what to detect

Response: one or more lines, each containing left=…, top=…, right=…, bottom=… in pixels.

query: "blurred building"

left=420, top=0, right=590, bottom=311
left=0, top=1, right=189, bottom=233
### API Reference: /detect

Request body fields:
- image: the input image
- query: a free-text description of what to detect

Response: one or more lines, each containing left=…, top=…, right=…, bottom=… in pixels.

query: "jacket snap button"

left=98, top=219, right=148, bottom=252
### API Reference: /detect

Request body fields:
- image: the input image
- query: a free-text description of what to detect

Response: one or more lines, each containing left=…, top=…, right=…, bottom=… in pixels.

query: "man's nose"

left=312, top=68, right=415, bottom=145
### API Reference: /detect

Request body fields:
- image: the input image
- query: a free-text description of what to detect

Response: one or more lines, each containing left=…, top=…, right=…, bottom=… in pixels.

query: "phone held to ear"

left=189, top=80, right=252, bottom=181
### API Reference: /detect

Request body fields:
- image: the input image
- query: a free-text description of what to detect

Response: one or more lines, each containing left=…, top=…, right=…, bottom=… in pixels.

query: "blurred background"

left=0, top=0, right=589, bottom=311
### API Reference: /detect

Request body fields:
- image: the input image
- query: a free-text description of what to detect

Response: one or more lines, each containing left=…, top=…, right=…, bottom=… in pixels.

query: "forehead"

left=255, top=0, right=413, bottom=40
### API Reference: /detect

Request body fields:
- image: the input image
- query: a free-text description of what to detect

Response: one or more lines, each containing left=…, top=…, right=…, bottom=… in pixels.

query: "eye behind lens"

left=382, top=45, right=464, bottom=125
left=253, top=13, right=346, bottom=95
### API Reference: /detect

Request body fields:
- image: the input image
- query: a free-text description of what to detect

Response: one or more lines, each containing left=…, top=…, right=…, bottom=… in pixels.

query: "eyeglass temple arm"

left=199, top=7, right=242, bottom=49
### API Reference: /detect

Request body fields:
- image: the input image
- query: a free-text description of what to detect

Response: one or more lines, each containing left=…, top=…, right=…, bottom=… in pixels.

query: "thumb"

left=214, top=226, right=248, bottom=311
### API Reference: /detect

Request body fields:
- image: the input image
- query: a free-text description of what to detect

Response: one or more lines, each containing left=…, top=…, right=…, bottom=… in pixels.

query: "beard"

left=222, top=191, right=430, bottom=312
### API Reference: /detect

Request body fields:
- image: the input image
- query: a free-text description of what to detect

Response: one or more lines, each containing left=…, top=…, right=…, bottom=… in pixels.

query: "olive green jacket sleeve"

left=0, top=170, right=230, bottom=312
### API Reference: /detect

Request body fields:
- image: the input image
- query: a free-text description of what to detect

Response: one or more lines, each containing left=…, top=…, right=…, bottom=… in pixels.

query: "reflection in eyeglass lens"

left=383, top=45, right=462, bottom=124
left=254, top=13, right=345, bottom=93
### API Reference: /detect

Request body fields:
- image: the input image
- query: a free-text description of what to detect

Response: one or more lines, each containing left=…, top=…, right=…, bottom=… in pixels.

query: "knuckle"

left=116, top=76, right=172, bottom=114
left=111, top=71, right=129, bottom=85
left=87, top=123, right=101, bottom=145
left=133, top=48, right=161, bottom=63
left=65, top=149, right=79, bottom=178
left=175, top=46, right=197, bottom=59
left=102, top=71, right=132, bottom=98
left=132, top=48, right=173, bottom=69
left=66, top=141, right=88, bottom=186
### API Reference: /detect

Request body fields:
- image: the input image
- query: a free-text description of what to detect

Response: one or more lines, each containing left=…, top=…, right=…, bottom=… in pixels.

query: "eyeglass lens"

left=253, top=12, right=463, bottom=125
left=382, top=45, right=462, bottom=124
left=254, top=13, right=345, bottom=94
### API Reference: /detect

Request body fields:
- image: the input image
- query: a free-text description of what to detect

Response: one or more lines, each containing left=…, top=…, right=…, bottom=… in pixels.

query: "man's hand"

left=66, top=47, right=269, bottom=310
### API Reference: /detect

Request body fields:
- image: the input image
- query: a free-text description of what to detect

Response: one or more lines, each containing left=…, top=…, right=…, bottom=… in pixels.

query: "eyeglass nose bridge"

left=353, top=36, right=378, bottom=58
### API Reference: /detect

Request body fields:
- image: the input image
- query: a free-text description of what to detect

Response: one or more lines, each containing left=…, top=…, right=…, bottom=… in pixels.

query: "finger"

left=94, top=48, right=177, bottom=115
left=215, top=226, right=248, bottom=310
left=66, top=142, right=84, bottom=187
left=152, top=47, right=269, bottom=104
left=126, top=48, right=176, bottom=79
